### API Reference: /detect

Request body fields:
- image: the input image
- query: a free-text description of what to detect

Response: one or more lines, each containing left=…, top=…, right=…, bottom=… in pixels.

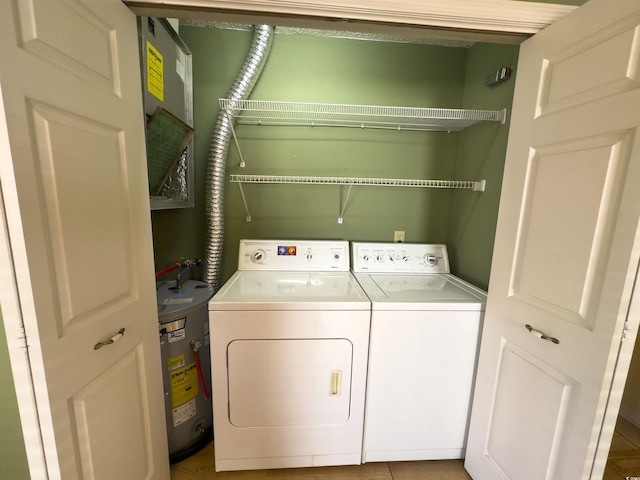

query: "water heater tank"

left=157, top=279, right=214, bottom=463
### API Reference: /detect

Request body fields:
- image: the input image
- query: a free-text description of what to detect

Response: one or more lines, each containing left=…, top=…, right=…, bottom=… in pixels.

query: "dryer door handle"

left=329, top=370, right=343, bottom=396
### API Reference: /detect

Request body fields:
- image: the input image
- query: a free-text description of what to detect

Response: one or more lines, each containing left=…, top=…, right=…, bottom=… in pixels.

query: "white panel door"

left=0, top=0, right=169, bottom=478
left=465, top=0, right=640, bottom=479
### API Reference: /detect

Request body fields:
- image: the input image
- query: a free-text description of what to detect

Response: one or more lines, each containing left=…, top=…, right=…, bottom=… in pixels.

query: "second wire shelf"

left=230, top=174, right=486, bottom=223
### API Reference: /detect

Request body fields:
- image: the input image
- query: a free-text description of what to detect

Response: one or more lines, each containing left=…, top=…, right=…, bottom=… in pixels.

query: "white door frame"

left=124, top=0, right=577, bottom=44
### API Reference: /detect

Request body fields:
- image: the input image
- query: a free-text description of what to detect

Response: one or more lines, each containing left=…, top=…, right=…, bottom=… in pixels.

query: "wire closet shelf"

left=222, top=99, right=503, bottom=223
left=219, top=99, right=507, bottom=132
left=231, top=175, right=486, bottom=224
left=231, top=174, right=484, bottom=190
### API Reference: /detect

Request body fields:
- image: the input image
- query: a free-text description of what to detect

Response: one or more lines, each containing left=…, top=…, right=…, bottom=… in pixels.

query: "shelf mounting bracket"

left=237, top=182, right=252, bottom=221
left=338, top=183, right=354, bottom=224
left=227, top=113, right=247, bottom=168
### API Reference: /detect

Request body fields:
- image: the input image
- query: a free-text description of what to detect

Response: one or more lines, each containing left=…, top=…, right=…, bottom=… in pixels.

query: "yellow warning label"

left=146, top=41, right=164, bottom=101
left=170, top=362, right=198, bottom=408
left=167, top=354, right=185, bottom=371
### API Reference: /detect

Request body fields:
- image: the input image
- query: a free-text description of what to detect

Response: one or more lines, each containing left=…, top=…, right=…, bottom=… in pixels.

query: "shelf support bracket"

left=227, top=114, right=247, bottom=168
left=498, top=108, right=507, bottom=125
left=338, top=183, right=354, bottom=224
left=473, top=180, right=486, bottom=192
left=237, top=182, right=252, bottom=221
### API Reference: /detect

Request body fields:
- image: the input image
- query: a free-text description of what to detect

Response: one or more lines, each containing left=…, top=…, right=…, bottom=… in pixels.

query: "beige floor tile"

left=389, top=460, right=471, bottom=480
left=173, top=416, right=640, bottom=480
left=250, top=462, right=391, bottom=480
left=170, top=443, right=217, bottom=480
left=171, top=443, right=392, bottom=480
left=616, top=417, right=640, bottom=448
left=605, top=452, right=640, bottom=480
left=609, top=430, right=638, bottom=454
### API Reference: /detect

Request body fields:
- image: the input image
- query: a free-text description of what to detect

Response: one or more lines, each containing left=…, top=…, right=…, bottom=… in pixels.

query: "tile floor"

left=171, top=417, right=640, bottom=480
left=605, top=416, right=640, bottom=480
left=170, top=444, right=471, bottom=480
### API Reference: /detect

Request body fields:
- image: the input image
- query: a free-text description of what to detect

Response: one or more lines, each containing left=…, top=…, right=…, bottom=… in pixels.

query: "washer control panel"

left=238, top=239, right=350, bottom=271
left=351, top=242, right=450, bottom=273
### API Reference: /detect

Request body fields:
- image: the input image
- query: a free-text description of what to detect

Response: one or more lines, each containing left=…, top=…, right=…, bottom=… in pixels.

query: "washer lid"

left=209, top=271, right=370, bottom=311
left=354, top=273, right=486, bottom=311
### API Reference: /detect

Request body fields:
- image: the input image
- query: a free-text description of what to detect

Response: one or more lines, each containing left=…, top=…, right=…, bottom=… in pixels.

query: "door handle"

left=329, top=370, right=342, bottom=396
left=525, top=324, right=559, bottom=344
left=94, top=328, right=125, bottom=350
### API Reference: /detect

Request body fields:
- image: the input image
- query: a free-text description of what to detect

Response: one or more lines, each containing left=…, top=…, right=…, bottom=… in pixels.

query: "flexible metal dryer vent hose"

left=202, top=25, right=273, bottom=288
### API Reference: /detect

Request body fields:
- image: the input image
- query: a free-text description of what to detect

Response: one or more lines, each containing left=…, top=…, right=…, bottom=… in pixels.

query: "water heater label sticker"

left=163, top=297, right=194, bottom=305
left=168, top=329, right=186, bottom=343
left=170, top=362, right=198, bottom=408
left=146, top=41, right=164, bottom=101
left=172, top=398, right=196, bottom=427
left=168, top=355, right=185, bottom=371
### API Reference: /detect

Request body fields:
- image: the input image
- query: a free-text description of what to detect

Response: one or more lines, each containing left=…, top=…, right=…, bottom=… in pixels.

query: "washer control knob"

left=402, top=255, right=409, bottom=262
left=251, top=250, right=266, bottom=263
left=363, top=255, right=370, bottom=262
left=306, top=253, right=313, bottom=261
left=425, top=255, right=438, bottom=266
left=375, top=255, right=383, bottom=262
left=333, top=253, right=341, bottom=261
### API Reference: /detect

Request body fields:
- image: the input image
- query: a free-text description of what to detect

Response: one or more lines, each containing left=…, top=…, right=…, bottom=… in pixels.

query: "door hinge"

left=622, top=320, right=632, bottom=340
left=18, top=325, right=28, bottom=350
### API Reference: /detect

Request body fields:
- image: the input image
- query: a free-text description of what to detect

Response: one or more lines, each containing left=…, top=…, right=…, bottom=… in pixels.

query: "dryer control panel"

left=351, top=242, right=450, bottom=273
left=238, top=239, right=350, bottom=271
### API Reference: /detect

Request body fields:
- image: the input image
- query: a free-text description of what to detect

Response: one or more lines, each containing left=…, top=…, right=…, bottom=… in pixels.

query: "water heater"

left=157, top=279, right=214, bottom=463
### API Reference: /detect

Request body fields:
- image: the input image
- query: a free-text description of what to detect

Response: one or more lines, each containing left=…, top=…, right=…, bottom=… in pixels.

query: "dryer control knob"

left=306, top=253, right=313, bottom=261
left=333, top=253, right=341, bottom=261
left=251, top=250, right=266, bottom=263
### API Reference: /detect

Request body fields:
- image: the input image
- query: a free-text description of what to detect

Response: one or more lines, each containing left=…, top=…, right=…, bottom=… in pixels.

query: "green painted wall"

left=157, top=27, right=517, bottom=288
left=0, top=314, right=30, bottom=480
left=163, top=27, right=478, bottom=284
left=448, top=43, right=520, bottom=290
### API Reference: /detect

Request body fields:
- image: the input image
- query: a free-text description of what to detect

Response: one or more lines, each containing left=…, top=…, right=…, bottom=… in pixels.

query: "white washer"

left=208, top=240, right=371, bottom=472
left=352, top=242, right=486, bottom=463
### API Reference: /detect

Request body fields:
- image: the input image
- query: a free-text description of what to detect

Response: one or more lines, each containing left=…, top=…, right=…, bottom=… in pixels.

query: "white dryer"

left=352, top=242, right=486, bottom=463
left=208, top=240, right=371, bottom=472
